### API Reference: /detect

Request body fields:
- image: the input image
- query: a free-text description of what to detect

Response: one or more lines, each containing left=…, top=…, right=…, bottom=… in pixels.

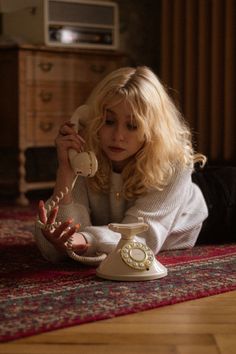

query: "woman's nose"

left=112, top=124, right=125, bottom=141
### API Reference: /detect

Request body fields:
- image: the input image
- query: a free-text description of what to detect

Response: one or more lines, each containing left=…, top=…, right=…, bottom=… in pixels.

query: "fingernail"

left=78, top=135, right=85, bottom=143
left=75, top=223, right=81, bottom=230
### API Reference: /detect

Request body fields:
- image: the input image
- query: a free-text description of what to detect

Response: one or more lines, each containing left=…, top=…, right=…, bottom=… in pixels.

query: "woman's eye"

left=127, top=122, right=138, bottom=131
left=105, top=118, right=115, bottom=125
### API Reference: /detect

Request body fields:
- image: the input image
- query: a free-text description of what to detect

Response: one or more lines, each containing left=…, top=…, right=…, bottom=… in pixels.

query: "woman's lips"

left=108, top=146, right=125, bottom=153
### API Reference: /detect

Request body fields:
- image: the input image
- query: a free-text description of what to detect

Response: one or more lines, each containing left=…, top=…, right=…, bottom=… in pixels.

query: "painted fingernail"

left=78, top=135, right=85, bottom=143
left=75, top=223, right=81, bottom=231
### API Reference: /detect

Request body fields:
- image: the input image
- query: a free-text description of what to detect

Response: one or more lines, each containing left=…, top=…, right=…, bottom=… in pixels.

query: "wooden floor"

left=1, top=290, right=236, bottom=354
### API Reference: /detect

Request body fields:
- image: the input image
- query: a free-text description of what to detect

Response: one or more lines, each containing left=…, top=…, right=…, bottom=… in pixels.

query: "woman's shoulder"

left=163, top=162, right=193, bottom=188
left=174, top=162, right=194, bottom=179
left=141, top=164, right=193, bottom=198
left=130, top=165, right=193, bottom=212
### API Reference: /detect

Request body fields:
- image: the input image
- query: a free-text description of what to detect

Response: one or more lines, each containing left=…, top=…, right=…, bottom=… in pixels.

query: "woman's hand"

left=55, top=121, right=85, bottom=170
left=38, top=200, right=88, bottom=255
left=52, top=121, right=86, bottom=205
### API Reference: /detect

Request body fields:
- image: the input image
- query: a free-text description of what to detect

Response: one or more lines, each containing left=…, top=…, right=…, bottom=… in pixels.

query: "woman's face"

left=98, top=100, right=145, bottom=172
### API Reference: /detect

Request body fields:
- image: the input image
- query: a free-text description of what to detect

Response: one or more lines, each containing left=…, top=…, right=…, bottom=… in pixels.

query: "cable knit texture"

left=34, top=166, right=208, bottom=263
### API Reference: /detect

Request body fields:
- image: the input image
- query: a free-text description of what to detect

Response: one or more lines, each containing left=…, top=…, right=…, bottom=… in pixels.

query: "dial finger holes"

left=121, top=242, right=154, bottom=271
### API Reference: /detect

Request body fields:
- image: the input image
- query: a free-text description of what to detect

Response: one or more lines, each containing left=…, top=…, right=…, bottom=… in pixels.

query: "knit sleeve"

left=121, top=165, right=195, bottom=253
left=34, top=166, right=207, bottom=261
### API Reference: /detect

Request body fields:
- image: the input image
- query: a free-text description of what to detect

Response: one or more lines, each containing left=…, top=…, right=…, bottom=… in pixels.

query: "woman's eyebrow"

left=106, top=108, right=115, bottom=114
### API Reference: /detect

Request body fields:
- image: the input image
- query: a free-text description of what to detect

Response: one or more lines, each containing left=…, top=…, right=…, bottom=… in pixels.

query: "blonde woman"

left=35, top=66, right=211, bottom=263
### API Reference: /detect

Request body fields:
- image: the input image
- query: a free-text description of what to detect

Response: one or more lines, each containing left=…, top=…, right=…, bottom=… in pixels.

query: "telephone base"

left=96, top=234, right=168, bottom=281
left=96, top=260, right=167, bottom=281
left=96, top=252, right=168, bottom=282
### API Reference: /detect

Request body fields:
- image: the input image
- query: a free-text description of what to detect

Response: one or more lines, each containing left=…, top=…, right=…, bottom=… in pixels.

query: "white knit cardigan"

left=35, top=166, right=208, bottom=263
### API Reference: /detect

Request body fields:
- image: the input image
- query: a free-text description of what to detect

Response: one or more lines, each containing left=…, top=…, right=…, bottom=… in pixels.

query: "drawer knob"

left=40, top=121, right=53, bottom=132
left=38, top=62, right=54, bottom=72
left=39, top=91, right=53, bottom=102
left=90, top=64, right=106, bottom=74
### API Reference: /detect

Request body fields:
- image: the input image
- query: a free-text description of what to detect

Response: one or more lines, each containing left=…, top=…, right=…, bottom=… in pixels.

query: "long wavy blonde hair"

left=83, top=66, right=206, bottom=199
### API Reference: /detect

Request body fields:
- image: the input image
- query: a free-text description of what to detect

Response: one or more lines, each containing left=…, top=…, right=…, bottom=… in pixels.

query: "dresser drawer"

left=26, top=83, right=76, bottom=113
left=26, top=113, right=68, bottom=146
left=26, top=81, right=99, bottom=114
left=74, top=56, right=119, bottom=82
left=25, top=52, right=119, bottom=83
left=26, top=54, right=73, bottom=82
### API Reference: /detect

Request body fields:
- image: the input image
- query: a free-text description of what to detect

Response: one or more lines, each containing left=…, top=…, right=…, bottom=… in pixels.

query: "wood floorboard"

left=0, top=290, right=235, bottom=354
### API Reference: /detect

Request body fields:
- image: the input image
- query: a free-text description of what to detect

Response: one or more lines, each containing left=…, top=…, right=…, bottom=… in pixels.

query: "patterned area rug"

left=0, top=203, right=236, bottom=343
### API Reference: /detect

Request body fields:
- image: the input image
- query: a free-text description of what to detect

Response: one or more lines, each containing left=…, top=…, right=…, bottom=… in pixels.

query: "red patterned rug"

left=0, top=203, right=236, bottom=343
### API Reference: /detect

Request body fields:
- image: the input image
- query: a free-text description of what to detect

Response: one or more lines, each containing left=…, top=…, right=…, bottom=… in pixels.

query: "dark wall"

left=117, top=0, right=161, bottom=74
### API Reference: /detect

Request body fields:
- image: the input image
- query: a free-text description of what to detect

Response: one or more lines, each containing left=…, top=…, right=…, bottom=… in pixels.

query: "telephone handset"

left=68, top=105, right=98, bottom=178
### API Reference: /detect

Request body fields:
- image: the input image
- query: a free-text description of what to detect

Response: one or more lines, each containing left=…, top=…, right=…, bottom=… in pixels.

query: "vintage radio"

left=1, top=0, right=119, bottom=49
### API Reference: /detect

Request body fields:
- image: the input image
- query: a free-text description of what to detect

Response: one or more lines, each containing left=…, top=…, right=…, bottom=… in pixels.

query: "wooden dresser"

left=0, top=44, right=125, bottom=204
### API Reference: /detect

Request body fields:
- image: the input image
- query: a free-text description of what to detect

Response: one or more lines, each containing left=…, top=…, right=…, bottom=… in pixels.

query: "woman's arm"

left=74, top=166, right=207, bottom=256
left=34, top=121, right=88, bottom=262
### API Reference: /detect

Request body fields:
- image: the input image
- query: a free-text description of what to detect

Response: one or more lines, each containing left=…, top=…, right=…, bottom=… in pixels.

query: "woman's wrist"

left=56, top=166, right=75, bottom=182
left=52, top=168, right=76, bottom=204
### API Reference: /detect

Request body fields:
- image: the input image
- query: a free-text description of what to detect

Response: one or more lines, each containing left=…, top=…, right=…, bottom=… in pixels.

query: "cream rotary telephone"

left=37, top=105, right=168, bottom=281
left=96, top=220, right=168, bottom=281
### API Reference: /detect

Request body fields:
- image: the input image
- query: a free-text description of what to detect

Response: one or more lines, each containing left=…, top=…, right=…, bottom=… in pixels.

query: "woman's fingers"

left=62, top=133, right=85, bottom=146
left=59, top=226, right=77, bottom=244
left=59, top=122, right=85, bottom=143
left=55, top=134, right=84, bottom=153
left=38, top=200, right=47, bottom=224
left=51, top=218, right=74, bottom=240
left=42, top=224, right=74, bottom=252
left=60, top=222, right=82, bottom=244
left=42, top=218, right=89, bottom=254
left=59, top=121, right=75, bottom=135
left=47, top=206, right=58, bottom=225
left=39, top=209, right=86, bottom=255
